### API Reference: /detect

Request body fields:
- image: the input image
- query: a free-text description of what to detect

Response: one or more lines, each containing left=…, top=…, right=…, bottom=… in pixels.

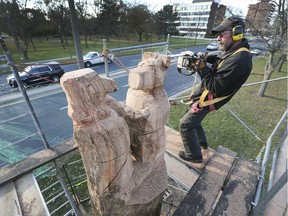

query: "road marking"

left=0, top=113, right=29, bottom=125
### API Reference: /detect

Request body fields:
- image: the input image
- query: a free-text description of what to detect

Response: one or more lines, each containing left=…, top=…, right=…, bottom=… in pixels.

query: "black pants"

left=179, top=106, right=210, bottom=158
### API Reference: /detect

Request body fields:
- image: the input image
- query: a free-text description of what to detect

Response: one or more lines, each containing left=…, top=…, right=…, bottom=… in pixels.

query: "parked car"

left=206, top=43, right=219, bottom=51
left=7, top=61, right=64, bottom=88
left=83, top=51, right=114, bottom=67
left=250, top=49, right=261, bottom=55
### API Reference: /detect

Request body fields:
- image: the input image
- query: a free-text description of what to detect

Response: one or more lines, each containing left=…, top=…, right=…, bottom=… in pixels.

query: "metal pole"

left=242, top=77, right=288, bottom=87
left=166, top=34, right=170, bottom=55
left=252, top=109, right=287, bottom=207
left=251, top=170, right=288, bottom=216
left=103, top=39, right=109, bottom=77
left=224, top=105, right=262, bottom=141
left=62, top=164, right=80, bottom=204
left=54, top=161, right=80, bottom=216
left=0, top=37, right=50, bottom=149
left=68, top=0, right=84, bottom=69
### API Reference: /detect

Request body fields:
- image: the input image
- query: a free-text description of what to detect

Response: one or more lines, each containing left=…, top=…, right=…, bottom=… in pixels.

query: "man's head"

left=212, top=17, right=246, bottom=51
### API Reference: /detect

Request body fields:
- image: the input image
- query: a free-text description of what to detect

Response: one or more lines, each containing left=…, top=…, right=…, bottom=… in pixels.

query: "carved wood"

left=61, top=52, right=171, bottom=215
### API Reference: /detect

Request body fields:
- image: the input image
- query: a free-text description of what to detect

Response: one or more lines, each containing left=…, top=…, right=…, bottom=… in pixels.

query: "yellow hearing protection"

left=230, top=16, right=245, bottom=41
left=232, top=25, right=244, bottom=41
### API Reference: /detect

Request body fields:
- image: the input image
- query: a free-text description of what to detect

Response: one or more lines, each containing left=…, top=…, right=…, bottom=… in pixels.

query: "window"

left=39, top=66, right=50, bottom=72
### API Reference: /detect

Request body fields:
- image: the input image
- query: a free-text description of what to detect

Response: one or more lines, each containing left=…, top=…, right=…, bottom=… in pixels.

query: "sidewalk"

left=0, top=83, right=63, bottom=105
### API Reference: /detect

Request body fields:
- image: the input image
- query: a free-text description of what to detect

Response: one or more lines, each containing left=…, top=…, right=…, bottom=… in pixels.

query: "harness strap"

left=198, top=47, right=250, bottom=109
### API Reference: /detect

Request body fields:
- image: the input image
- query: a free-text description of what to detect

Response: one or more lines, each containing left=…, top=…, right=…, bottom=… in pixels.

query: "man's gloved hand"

left=192, top=57, right=206, bottom=72
left=196, top=52, right=208, bottom=60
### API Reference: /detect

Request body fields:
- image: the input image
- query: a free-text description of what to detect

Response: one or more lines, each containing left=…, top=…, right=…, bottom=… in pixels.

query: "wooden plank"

left=212, top=157, right=259, bottom=216
left=172, top=146, right=237, bottom=216
left=0, top=139, right=77, bottom=186
left=164, top=153, right=199, bottom=190
left=165, top=126, right=215, bottom=172
left=15, top=173, right=50, bottom=216
left=0, top=182, right=23, bottom=216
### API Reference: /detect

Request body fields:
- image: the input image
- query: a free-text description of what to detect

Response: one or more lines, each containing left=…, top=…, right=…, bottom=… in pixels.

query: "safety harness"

left=198, top=47, right=250, bottom=110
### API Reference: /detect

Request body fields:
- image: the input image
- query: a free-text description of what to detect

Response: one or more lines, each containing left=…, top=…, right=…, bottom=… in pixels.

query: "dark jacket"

left=194, top=38, right=252, bottom=110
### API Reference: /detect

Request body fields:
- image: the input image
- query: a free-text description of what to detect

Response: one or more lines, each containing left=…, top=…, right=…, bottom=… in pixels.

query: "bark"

left=276, top=54, right=287, bottom=72
left=257, top=52, right=275, bottom=97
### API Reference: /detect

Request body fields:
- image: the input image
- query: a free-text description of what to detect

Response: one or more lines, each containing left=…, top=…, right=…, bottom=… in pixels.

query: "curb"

left=0, top=84, right=63, bottom=106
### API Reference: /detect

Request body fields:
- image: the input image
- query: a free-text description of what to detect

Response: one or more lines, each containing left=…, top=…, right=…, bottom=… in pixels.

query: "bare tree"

left=246, top=0, right=287, bottom=97
left=45, top=1, right=71, bottom=50
left=75, top=1, right=93, bottom=48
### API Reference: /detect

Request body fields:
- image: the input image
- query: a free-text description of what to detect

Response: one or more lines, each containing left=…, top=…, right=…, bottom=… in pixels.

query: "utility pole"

left=68, top=0, right=84, bottom=69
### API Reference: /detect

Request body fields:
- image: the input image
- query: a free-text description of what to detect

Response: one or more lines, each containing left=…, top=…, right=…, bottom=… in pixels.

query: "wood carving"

left=61, top=52, right=171, bottom=216
left=107, top=52, right=171, bottom=162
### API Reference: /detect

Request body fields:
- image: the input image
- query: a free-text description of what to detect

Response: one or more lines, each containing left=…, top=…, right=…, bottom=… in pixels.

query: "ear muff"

left=231, top=25, right=244, bottom=41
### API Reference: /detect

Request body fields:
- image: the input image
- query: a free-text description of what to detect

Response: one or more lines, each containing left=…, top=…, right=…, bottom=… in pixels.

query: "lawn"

left=1, top=35, right=212, bottom=64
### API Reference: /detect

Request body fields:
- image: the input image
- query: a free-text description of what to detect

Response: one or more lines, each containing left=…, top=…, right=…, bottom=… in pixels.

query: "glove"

left=196, top=52, right=208, bottom=59
left=206, top=54, right=218, bottom=64
left=192, top=58, right=206, bottom=72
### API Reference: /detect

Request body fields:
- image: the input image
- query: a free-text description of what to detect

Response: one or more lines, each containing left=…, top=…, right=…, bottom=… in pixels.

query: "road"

left=0, top=47, right=210, bottom=167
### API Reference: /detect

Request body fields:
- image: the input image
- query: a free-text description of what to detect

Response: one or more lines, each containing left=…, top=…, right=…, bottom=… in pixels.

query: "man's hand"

left=192, top=58, right=206, bottom=72
left=196, top=52, right=208, bottom=59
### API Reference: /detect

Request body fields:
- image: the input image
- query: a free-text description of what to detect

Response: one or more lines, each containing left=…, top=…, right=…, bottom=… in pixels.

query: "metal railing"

left=251, top=109, right=287, bottom=215
left=103, top=36, right=170, bottom=77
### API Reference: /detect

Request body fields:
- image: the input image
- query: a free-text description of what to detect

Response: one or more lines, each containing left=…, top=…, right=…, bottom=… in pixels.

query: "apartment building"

left=175, top=0, right=226, bottom=38
left=246, top=0, right=274, bottom=32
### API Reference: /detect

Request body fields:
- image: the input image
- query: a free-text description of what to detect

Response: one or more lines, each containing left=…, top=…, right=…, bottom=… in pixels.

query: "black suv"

left=7, top=62, right=64, bottom=88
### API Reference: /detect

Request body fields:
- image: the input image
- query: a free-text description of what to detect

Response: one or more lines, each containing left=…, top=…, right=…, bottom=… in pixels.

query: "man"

left=179, top=16, right=253, bottom=163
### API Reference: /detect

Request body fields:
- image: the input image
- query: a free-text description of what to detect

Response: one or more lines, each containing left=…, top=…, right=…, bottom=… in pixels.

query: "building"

left=175, top=0, right=226, bottom=38
left=246, top=0, right=274, bottom=32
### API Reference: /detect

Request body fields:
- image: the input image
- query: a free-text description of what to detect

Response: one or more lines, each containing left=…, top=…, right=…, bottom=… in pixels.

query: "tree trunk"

left=138, top=32, right=142, bottom=42
left=276, top=54, right=287, bottom=72
left=85, top=34, right=88, bottom=48
left=30, top=36, right=36, bottom=51
left=257, top=53, right=274, bottom=97
left=256, top=71, right=272, bottom=97
left=12, top=34, right=24, bottom=62
left=59, top=35, right=66, bottom=50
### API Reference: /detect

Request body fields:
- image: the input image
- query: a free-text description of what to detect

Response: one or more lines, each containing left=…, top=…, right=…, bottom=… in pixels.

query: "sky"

left=125, top=0, right=259, bottom=16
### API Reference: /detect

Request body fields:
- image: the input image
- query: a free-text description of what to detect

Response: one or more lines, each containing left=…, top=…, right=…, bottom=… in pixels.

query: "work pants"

left=179, top=106, right=210, bottom=158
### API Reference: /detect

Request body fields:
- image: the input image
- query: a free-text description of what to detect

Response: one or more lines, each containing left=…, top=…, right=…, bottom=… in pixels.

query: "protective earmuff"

left=231, top=25, right=244, bottom=41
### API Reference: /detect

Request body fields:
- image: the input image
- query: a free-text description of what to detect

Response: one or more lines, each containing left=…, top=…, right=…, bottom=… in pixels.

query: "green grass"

left=168, top=56, right=287, bottom=160
left=2, top=35, right=212, bottom=64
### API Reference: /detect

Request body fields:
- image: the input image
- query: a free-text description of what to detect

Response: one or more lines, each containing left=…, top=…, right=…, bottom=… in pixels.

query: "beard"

left=218, top=43, right=226, bottom=51
left=219, top=41, right=234, bottom=52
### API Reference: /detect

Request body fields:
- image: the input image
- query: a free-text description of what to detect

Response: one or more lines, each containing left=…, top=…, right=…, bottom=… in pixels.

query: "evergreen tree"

left=127, top=4, right=151, bottom=42
left=155, top=5, right=179, bottom=39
